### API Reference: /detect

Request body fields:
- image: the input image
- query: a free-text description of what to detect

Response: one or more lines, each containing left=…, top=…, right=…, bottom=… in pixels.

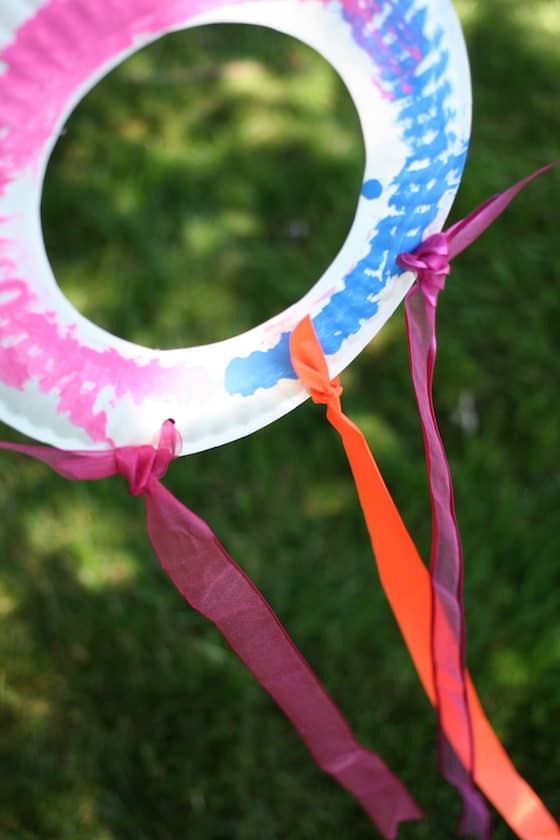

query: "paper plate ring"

left=0, top=0, right=471, bottom=454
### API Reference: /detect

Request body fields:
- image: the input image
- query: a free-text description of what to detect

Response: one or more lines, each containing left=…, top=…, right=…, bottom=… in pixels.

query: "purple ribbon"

left=397, top=162, right=558, bottom=838
left=398, top=232, right=450, bottom=306
left=0, top=422, right=421, bottom=839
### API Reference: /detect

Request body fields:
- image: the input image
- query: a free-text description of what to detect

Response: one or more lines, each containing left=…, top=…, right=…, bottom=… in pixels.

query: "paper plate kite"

left=0, top=0, right=557, bottom=837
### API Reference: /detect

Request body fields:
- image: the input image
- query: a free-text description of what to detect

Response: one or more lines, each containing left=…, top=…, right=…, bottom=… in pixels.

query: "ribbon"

left=397, top=161, right=559, bottom=834
left=289, top=316, right=560, bottom=839
left=0, top=421, right=421, bottom=839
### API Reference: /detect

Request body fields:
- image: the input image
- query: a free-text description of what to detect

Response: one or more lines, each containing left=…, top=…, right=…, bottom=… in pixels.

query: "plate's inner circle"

left=40, top=23, right=366, bottom=351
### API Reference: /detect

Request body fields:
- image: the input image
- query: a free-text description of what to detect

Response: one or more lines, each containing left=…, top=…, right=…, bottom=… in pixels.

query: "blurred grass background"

left=0, top=0, right=559, bottom=837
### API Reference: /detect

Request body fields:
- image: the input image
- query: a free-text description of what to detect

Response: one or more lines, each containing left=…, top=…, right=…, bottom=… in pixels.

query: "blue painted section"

left=225, top=1, right=468, bottom=397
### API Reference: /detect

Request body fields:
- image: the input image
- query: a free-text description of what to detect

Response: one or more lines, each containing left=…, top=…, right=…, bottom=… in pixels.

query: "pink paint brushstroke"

left=0, top=280, right=194, bottom=442
left=0, top=0, right=243, bottom=442
left=0, top=0, right=237, bottom=176
left=320, top=0, right=424, bottom=97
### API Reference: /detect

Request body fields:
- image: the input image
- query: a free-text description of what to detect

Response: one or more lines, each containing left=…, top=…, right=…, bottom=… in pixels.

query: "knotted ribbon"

left=0, top=421, right=421, bottom=839
left=397, top=161, right=558, bottom=835
left=397, top=232, right=450, bottom=307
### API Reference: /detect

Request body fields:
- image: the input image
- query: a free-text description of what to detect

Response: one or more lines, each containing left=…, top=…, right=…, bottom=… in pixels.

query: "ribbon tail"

left=446, top=161, right=559, bottom=258
left=0, top=440, right=120, bottom=481
left=327, top=405, right=560, bottom=839
left=405, top=287, right=489, bottom=838
left=290, top=317, right=560, bottom=840
left=142, top=478, right=422, bottom=838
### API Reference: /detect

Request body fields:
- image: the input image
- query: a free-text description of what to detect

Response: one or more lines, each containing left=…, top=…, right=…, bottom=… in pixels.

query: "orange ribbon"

left=290, top=315, right=559, bottom=839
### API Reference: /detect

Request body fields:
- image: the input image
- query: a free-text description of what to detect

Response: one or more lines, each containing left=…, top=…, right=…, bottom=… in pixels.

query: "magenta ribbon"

left=0, top=420, right=421, bottom=839
left=397, top=162, right=558, bottom=837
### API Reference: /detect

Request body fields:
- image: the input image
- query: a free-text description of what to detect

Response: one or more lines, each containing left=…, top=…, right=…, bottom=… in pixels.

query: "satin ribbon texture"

left=289, top=315, right=559, bottom=840
left=0, top=422, right=421, bottom=839
left=397, top=161, right=559, bottom=835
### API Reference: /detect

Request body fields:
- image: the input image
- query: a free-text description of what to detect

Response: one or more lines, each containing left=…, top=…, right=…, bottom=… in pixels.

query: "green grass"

left=1, top=3, right=559, bottom=837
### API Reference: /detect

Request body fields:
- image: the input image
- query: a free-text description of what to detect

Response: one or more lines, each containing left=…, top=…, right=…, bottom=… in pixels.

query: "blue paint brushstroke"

left=226, top=1, right=468, bottom=397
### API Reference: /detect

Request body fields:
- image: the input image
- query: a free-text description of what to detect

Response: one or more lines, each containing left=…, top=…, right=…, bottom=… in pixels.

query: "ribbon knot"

left=397, top=232, right=451, bottom=306
left=309, top=376, right=343, bottom=408
left=115, top=419, right=179, bottom=496
left=289, top=317, right=343, bottom=410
